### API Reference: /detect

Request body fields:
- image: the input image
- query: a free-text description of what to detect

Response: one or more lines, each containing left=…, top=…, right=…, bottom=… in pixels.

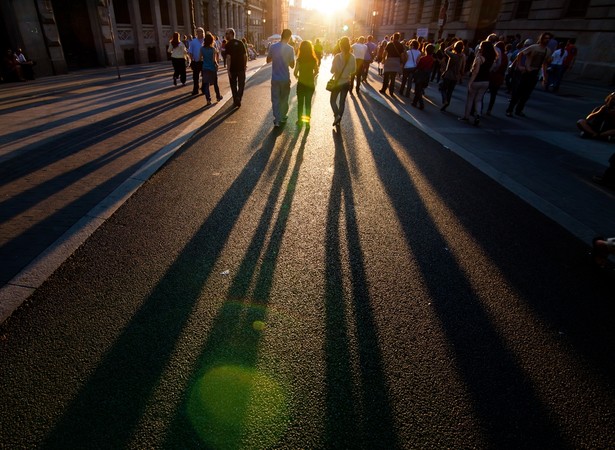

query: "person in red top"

left=412, top=44, right=435, bottom=109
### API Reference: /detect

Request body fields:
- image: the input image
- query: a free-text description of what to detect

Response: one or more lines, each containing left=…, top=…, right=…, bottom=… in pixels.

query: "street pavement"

left=0, top=56, right=614, bottom=448
left=0, top=57, right=613, bottom=324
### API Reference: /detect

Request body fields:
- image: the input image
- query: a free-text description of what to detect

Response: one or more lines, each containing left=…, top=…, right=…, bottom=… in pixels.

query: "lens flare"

left=187, top=365, right=289, bottom=449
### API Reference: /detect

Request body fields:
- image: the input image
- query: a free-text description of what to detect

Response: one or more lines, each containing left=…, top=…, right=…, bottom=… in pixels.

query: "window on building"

left=432, top=0, right=442, bottom=22
left=564, top=0, right=590, bottom=17
left=417, top=0, right=424, bottom=22
left=113, top=0, right=130, bottom=23
left=453, top=0, right=464, bottom=21
left=139, top=0, right=152, bottom=24
left=160, top=0, right=170, bottom=24
left=515, top=0, right=532, bottom=19
left=176, top=0, right=184, bottom=25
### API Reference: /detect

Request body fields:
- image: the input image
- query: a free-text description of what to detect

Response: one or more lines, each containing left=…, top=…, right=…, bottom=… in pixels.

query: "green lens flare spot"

left=188, top=365, right=289, bottom=449
left=252, top=320, right=266, bottom=331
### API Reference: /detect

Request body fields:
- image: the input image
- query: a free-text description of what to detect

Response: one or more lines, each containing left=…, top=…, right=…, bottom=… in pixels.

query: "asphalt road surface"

left=0, top=60, right=613, bottom=449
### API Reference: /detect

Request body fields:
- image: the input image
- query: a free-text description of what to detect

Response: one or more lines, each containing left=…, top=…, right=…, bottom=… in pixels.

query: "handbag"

left=326, top=55, right=350, bottom=92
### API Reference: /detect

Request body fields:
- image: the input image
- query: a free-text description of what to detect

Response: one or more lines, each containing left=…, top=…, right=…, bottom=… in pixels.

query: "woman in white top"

left=167, top=31, right=188, bottom=86
left=330, top=36, right=356, bottom=127
left=401, top=39, right=422, bottom=97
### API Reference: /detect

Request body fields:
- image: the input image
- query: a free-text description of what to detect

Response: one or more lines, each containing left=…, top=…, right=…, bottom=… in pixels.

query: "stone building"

left=0, top=0, right=278, bottom=77
left=1, top=0, right=613, bottom=83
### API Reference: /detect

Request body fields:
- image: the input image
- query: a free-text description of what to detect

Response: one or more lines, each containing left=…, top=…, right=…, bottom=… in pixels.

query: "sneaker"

left=216, top=95, right=223, bottom=101
left=379, top=89, right=387, bottom=94
left=206, top=100, right=212, bottom=105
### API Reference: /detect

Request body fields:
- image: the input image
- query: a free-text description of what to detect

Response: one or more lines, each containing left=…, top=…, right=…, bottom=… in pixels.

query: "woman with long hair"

left=167, top=32, right=188, bottom=86
left=330, top=36, right=356, bottom=127
left=460, top=40, right=496, bottom=125
left=200, top=32, right=223, bottom=105
left=294, top=40, right=319, bottom=126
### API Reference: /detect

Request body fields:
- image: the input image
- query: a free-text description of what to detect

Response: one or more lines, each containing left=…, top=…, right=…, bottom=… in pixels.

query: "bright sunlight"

left=301, top=0, right=350, bottom=15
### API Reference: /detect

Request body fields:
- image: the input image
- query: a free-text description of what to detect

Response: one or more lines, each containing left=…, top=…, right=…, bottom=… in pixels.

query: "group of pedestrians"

left=370, top=31, right=570, bottom=124
left=168, top=27, right=249, bottom=107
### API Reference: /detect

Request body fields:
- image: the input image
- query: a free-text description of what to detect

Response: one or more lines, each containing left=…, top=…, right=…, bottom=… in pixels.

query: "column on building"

left=152, top=0, right=166, bottom=61
left=183, top=0, right=193, bottom=34
left=127, top=0, right=148, bottom=63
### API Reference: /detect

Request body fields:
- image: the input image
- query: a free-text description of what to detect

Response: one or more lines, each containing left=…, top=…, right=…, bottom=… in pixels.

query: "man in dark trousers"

left=188, top=27, right=206, bottom=95
left=223, top=28, right=248, bottom=107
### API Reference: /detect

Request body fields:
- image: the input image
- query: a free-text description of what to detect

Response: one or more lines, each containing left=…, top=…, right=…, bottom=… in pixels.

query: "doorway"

left=51, top=0, right=99, bottom=70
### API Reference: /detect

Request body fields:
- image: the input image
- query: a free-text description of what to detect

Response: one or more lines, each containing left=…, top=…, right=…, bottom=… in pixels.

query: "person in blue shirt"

left=266, top=29, right=295, bottom=127
left=200, top=32, right=223, bottom=105
left=188, top=27, right=205, bottom=95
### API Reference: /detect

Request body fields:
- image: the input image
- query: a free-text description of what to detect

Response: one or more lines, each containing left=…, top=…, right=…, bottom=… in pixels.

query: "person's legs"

left=380, top=72, right=390, bottom=93
left=237, top=71, right=246, bottom=103
left=304, top=86, right=315, bottom=121
left=330, top=90, right=341, bottom=123
left=203, top=82, right=211, bottom=102
left=400, top=69, right=410, bottom=96
left=192, top=62, right=203, bottom=94
left=516, top=71, right=538, bottom=114
left=487, top=82, right=499, bottom=112
left=280, top=79, right=291, bottom=122
left=473, top=81, right=489, bottom=124
left=229, top=72, right=239, bottom=105
left=271, top=80, right=282, bottom=123
left=337, top=84, right=349, bottom=118
left=296, top=83, right=305, bottom=122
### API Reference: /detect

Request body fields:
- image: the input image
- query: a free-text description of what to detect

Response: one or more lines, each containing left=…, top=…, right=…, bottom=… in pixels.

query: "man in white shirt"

left=350, top=37, right=368, bottom=94
left=187, top=27, right=205, bottom=95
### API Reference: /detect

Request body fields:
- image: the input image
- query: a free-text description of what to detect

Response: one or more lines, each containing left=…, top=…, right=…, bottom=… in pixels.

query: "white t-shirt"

left=351, top=43, right=368, bottom=60
left=404, top=49, right=421, bottom=69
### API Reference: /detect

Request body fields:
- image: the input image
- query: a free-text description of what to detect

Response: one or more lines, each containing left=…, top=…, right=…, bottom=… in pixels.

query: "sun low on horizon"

left=299, top=0, right=350, bottom=15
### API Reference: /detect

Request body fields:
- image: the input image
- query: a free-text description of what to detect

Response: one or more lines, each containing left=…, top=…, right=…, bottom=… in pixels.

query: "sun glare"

left=301, top=0, right=349, bottom=15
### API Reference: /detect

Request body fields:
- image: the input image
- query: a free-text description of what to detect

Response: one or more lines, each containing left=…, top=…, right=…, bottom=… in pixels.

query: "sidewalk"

left=360, top=62, right=615, bottom=240
left=0, top=58, right=613, bottom=324
left=0, top=59, right=266, bottom=322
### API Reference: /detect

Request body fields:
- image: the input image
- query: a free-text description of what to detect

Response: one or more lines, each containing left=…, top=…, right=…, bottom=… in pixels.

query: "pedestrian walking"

left=223, top=28, right=248, bottom=108
left=486, top=41, right=508, bottom=115
left=330, top=36, right=356, bottom=127
left=411, top=44, right=435, bottom=110
left=350, top=36, right=368, bottom=94
left=167, top=32, right=188, bottom=86
left=460, top=40, right=496, bottom=125
left=266, top=29, right=296, bottom=127
left=401, top=40, right=421, bottom=97
left=188, top=28, right=206, bottom=95
left=379, top=32, right=405, bottom=96
left=440, top=40, right=466, bottom=111
left=506, top=32, right=553, bottom=117
left=293, top=40, right=319, bottom=126
left=200, top=32, right=223, bottom=106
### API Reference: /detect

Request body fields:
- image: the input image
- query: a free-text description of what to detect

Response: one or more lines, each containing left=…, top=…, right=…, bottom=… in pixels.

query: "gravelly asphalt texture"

left=0, top=62, right=614, bottom=449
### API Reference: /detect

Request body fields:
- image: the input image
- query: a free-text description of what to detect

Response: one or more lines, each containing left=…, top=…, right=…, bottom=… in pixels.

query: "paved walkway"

left=0, top=57, right=613, bottom=323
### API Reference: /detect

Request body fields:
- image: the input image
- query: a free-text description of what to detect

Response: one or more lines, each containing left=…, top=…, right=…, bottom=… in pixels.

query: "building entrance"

left=51, top=0, right=99, bottom=70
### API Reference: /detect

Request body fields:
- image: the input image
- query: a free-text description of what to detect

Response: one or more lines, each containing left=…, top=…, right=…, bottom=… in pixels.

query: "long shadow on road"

left=41, top=115, right=285, bottom=449
left=324, top=127, right=399, bottom=448
left=355, top=100, right=571, bottom=448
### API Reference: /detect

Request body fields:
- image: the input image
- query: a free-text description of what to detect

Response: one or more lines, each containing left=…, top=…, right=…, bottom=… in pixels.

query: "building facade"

left=373, top=0, right=614, bottom=82
left=0, top=0, right=278, bottom=76
left=1, top=0, right=613, bottom=82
